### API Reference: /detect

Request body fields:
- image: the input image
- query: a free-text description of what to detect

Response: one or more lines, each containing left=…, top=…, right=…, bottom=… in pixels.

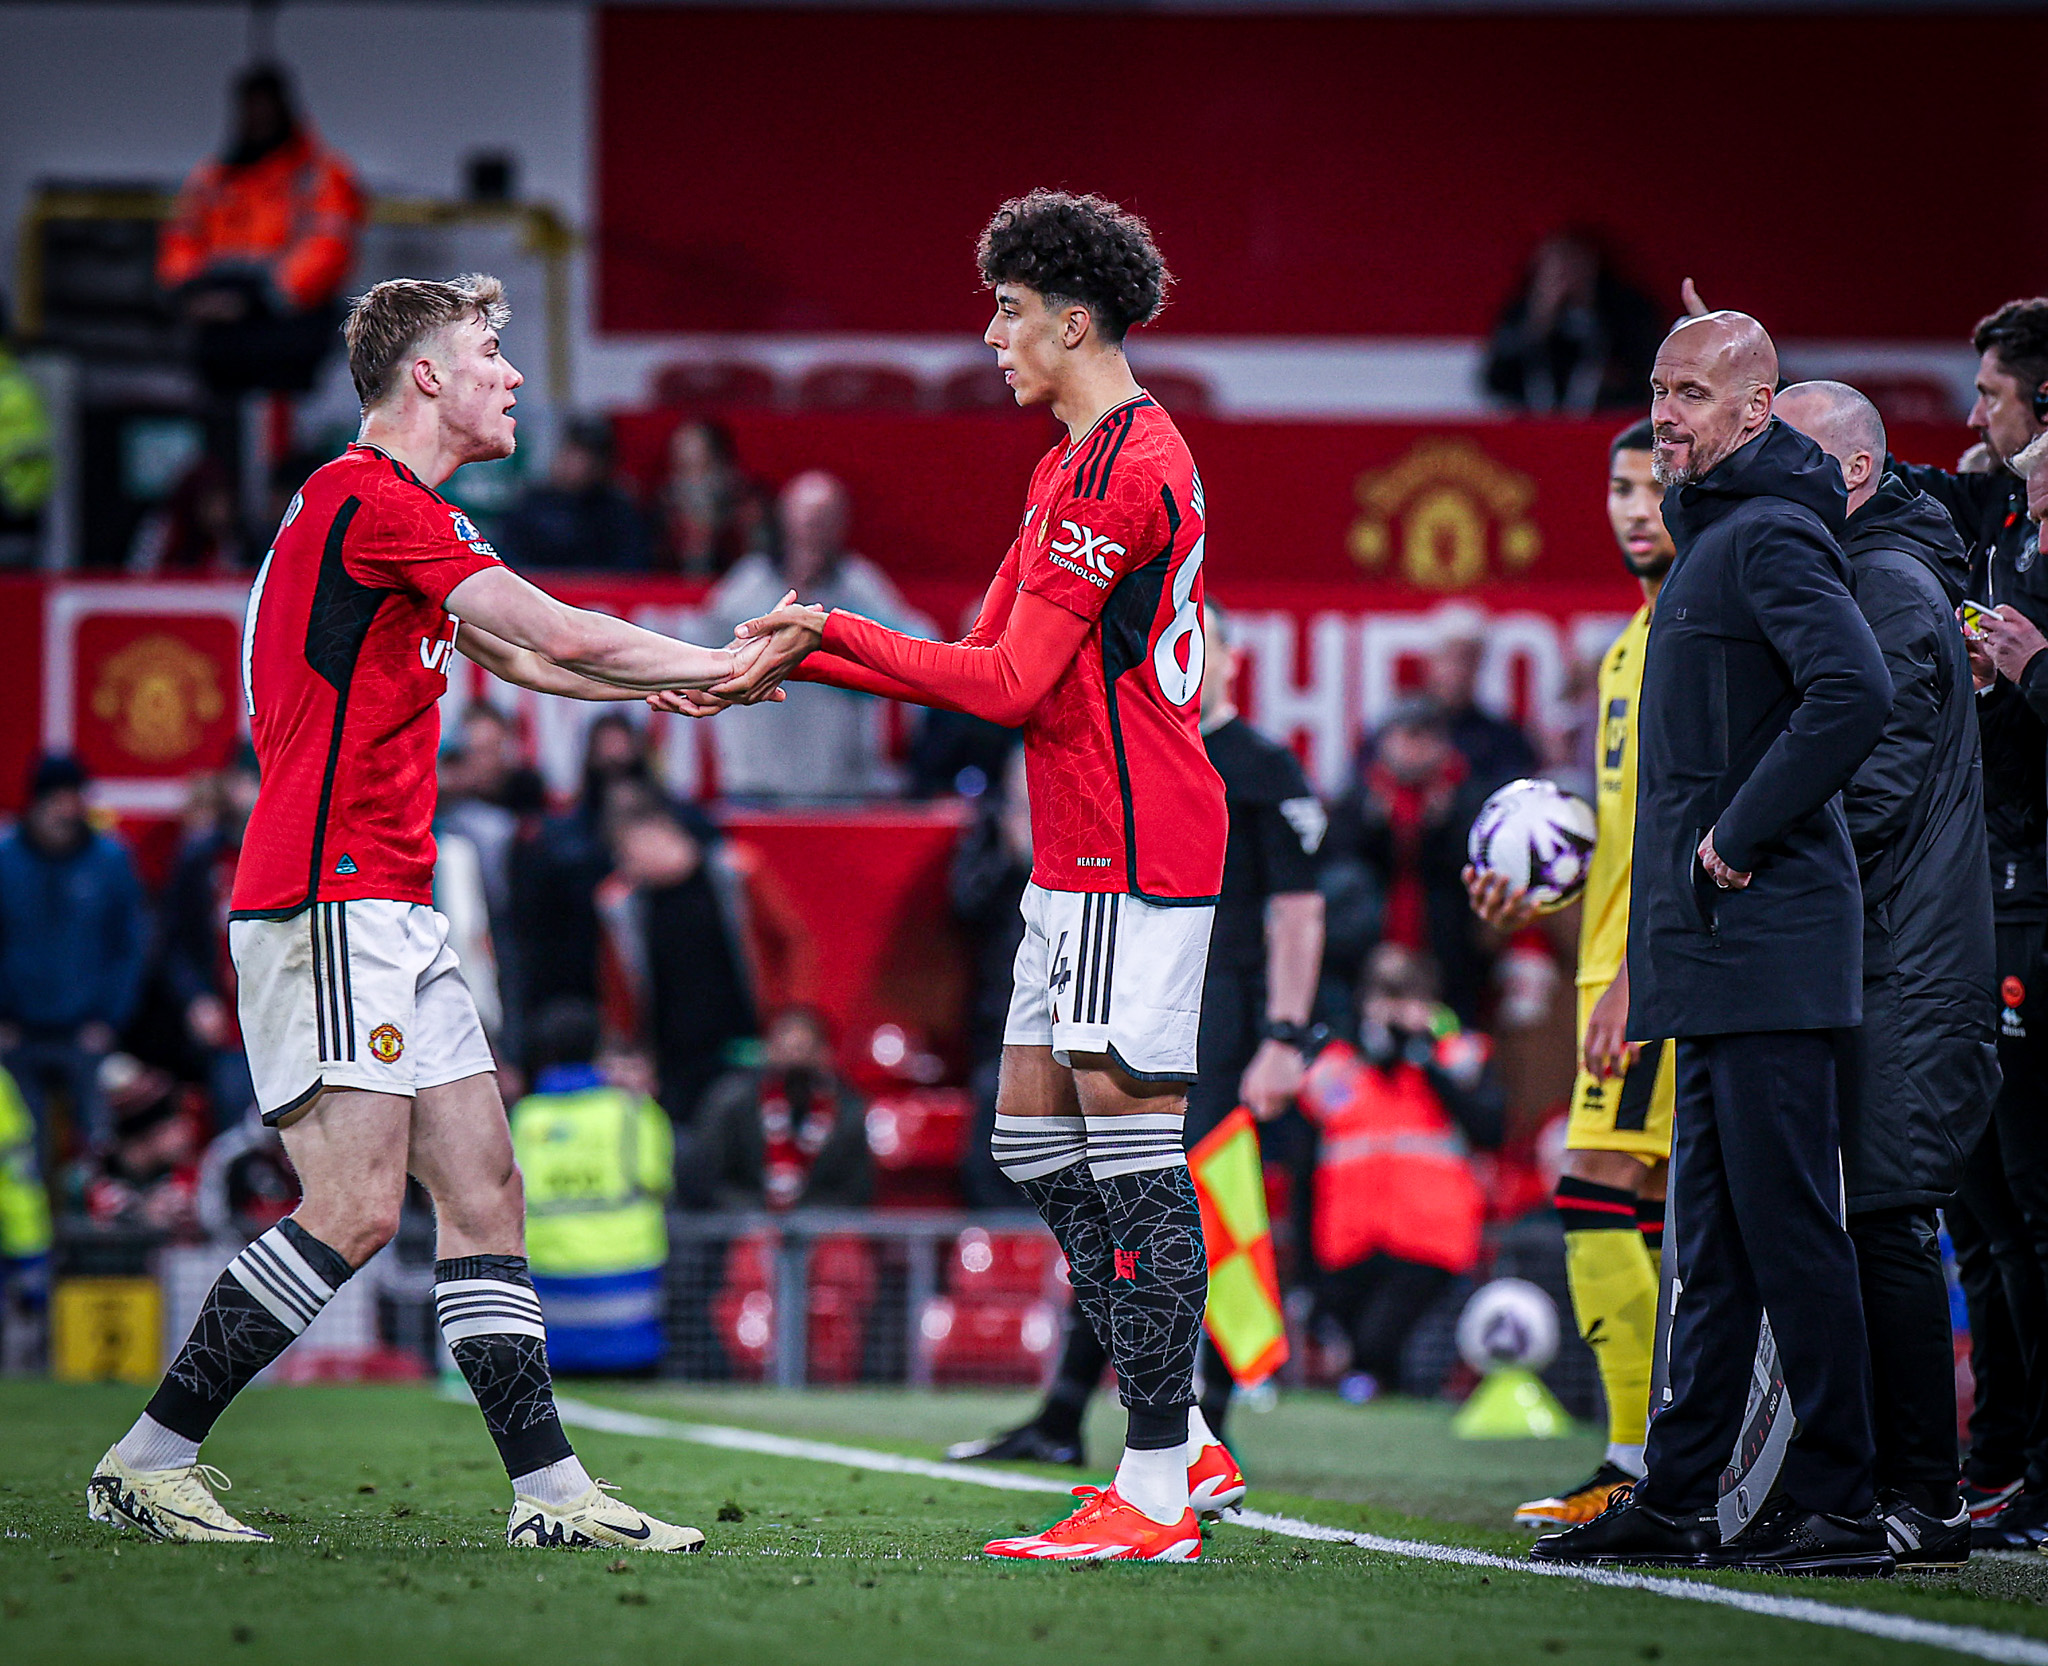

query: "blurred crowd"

left=0, top=577, right=1574, bottom=1388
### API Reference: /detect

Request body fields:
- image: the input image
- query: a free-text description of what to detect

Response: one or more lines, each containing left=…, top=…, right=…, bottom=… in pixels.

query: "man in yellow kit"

left=1466, top=417, right=1675, bottom=1525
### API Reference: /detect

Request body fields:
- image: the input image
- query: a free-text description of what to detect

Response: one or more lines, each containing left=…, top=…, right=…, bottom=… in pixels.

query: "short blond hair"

left=343, top=273, right=510, bottom=409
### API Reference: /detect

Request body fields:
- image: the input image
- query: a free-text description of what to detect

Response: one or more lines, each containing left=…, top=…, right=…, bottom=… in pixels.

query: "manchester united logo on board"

left=89, top=633, right=225, bottom=763
left=369, top=1023, right=405, bottom=1064
left=1348, top=438, right=1542, bottom=590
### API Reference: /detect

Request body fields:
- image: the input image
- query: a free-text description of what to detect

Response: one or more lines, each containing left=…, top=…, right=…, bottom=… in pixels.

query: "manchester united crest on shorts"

left=369, top=1023, right=405, bottom=1064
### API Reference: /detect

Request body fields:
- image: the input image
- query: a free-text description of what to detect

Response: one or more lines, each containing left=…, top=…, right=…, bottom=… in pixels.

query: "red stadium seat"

left=795, top=363, right=922, bottom=412
left=948, top=1227, right=1062, bottom=1297
left=1135, top=369, right=1213, bottom=415
left=918, top=1294, right=1060, bottom=1384
left=866, top=1089, right=970, bottom=1209
left=650, top=359, right=778, bottom=411
left=712, top=1231, right=876, bottom=1383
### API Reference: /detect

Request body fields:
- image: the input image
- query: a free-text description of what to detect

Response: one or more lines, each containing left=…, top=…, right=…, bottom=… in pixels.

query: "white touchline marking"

left=554, top=1398, right=2048, bottom=1665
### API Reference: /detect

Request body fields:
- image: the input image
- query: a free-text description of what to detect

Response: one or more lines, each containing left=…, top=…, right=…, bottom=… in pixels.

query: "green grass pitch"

left=6, top=1379, right=2048, bottom=1665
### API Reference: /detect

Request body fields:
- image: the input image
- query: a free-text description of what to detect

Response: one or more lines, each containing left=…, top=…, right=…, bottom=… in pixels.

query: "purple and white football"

left=1466, top=778, right=1597, bottom=912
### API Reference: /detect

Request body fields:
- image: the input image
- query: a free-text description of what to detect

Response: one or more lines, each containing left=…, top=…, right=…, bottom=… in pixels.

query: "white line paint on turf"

left=554, top=1398, right=2048, bottom=1665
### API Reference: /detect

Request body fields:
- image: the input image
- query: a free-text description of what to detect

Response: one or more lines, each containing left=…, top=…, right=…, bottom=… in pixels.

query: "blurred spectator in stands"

left=128, top=456, right=250, bottom=574
left=1482, top=230, right=1663, bottom=414
left=446, top=701, right=547, bottom=816
left=1420, top=604, right=1536, bottom=794
left=435, top=812, right=503, bottom=1045
left=951, top=747, right=1034, bottom=1206
left=1323, top=699, right=1492, bottom=1027
left=511, top=712, right=675, bottom=1043
left=0, top=295, right=53, bottom=569
left=694, top=1007, right=871, bottom=1210
left=705, top=470, right=933, bottom=798
left=1296, top=944, right=1501, bottom=1400
left=498, top=415, right=653, bottom=571
left=0, top=756, right=144, bottom=1163
left=659, top=418, right=765, bottom=576
left=437, top=705, right=541, bottom=1059
left=194, top=1104, right=299, bottom=1243
left=0, top=1063, right=52, bottom=1372
left=159, top=752, right=259, bottom=1126
left=63, top=1054, right=203, bottom=1238
left=595, top=804, right=761, bottom=1127
left=157, top=63, right=362, bottom=400
left=512, top=998, right=673, bottom=1374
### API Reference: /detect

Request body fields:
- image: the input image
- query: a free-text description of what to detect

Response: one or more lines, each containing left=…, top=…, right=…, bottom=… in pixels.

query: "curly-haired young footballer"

left=86, top=274, right=777, bottom=1553
left=673, top=191, right=1233, bottom=1562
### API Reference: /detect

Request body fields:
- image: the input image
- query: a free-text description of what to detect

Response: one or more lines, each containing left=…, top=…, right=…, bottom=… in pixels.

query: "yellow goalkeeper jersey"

left=1577, top=603, right=1652, bottom=991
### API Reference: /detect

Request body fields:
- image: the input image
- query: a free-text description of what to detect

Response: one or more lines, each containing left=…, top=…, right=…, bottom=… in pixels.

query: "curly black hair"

left=977, top=189, right=1170, bottom=344
left=1973, top=297, right=2048, bottom=396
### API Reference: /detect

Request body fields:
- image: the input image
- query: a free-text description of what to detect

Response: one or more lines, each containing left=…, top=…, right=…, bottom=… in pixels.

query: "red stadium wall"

left=597, top=7, right=2047, bottom=340
left=0, top=413, right=1973, bottom=824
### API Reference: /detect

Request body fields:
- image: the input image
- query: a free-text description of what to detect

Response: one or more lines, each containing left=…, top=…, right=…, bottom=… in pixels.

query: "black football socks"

left=121, top=1219, right=354, bottom=1470
left=434, top=1254, right=587, bottom=1502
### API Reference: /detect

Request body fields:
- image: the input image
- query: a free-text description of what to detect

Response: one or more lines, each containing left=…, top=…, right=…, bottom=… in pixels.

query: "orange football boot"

left=1187, top=1438, right=1246, bottom=1518
left=983, top=1486, right=1203, bottom=1562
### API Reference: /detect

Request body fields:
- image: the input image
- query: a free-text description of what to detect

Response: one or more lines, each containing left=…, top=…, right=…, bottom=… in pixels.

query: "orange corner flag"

left=1189, top=1107, right=1289, bottom=1386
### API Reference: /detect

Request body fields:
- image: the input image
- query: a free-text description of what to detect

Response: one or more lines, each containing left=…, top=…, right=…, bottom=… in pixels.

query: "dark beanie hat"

left=28, top=753, right=88, bottom=802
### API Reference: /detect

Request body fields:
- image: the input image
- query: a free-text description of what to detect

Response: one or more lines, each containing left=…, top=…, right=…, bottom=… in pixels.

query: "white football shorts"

left=1003, top=882, right=1214, bottom=1082
left=229, top=899, right=497, bottom=1125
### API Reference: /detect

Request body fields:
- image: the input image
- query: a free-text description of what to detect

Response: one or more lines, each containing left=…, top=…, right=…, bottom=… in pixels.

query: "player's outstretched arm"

left=445, top=565, right=741, bottom=693
left=726, top=590, right=1089, bottom=726
left=454, top=619, right=779, bottom=705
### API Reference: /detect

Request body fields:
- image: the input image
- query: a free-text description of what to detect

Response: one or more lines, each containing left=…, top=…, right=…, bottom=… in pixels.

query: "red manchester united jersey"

left=230, top=443, right=501, bottom=916
left=1015, top=395, right=1225, bottom=902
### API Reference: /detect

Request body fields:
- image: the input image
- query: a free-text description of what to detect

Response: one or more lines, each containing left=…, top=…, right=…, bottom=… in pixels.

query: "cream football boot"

left=87, top=1447, right=273, bottom=1543
left=508, top=1481, right=705, bottom=1552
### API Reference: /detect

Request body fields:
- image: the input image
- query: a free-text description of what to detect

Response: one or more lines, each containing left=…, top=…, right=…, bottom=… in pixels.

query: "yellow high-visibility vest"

left=509, top=1083, right=672, bottom=1277
left=0, top=1064, right=51, bottom=1262
left=1189, top=1108, right=1289, bottom=1386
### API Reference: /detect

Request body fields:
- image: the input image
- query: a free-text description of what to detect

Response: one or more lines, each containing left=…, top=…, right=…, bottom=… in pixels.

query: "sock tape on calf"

left=140, top=1220, right=352, bottom=1444
left=435, top=1254, right=574, bottom=1479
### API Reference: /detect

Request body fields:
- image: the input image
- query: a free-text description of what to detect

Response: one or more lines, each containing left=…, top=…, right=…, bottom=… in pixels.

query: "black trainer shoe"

left=1713, top=1496, right=1894, bottom=1577
left=1972, top=1486, right=2048, bottom=1550
left=945, top=1423, right=1085, bottom=1467
left=1879, top=1494, right=1970, bottom=1570
left=1961, top=1475, right=2022, bottom=1523
left=1528, top=1488, right=1717, bottom=1567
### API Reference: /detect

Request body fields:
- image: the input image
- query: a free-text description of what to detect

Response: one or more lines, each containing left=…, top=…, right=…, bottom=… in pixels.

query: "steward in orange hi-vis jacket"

left=157, top=64, right=363, bottom=314
left=1297, top=942, right=1504, bottom=1272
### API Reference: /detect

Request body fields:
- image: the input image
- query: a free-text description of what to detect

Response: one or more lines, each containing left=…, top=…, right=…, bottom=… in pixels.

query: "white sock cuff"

left=512, top=1454, right=594, bottom=1508
left=225, top=1225, right=339, bottom=1336
left=1085, top=1113, right=1188, bottom=1179
left=116, top=1413, right=201, bottom=1474
left=991, top=1113, right=1089, bottom=1183
left=436, top=1276, right=548, bottom=1344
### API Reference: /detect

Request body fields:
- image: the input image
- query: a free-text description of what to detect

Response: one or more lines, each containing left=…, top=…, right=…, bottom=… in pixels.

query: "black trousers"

left=1954, top=920, right=2048, bottom=1488
left=1848, top=1207, right=1959, bottom=1507
left=1318, top=1255, right=1455, bottom=1386
left=1951, top=1129, right=2048, bottom=1487
left=1641, top=1030, right=1876, bottom=1518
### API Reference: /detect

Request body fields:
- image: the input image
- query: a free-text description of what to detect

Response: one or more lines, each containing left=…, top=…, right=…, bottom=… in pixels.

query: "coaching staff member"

left=1536, top=312, right=1893, bottom=1575
left=1778, top=381, right=1997, bottom=1567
